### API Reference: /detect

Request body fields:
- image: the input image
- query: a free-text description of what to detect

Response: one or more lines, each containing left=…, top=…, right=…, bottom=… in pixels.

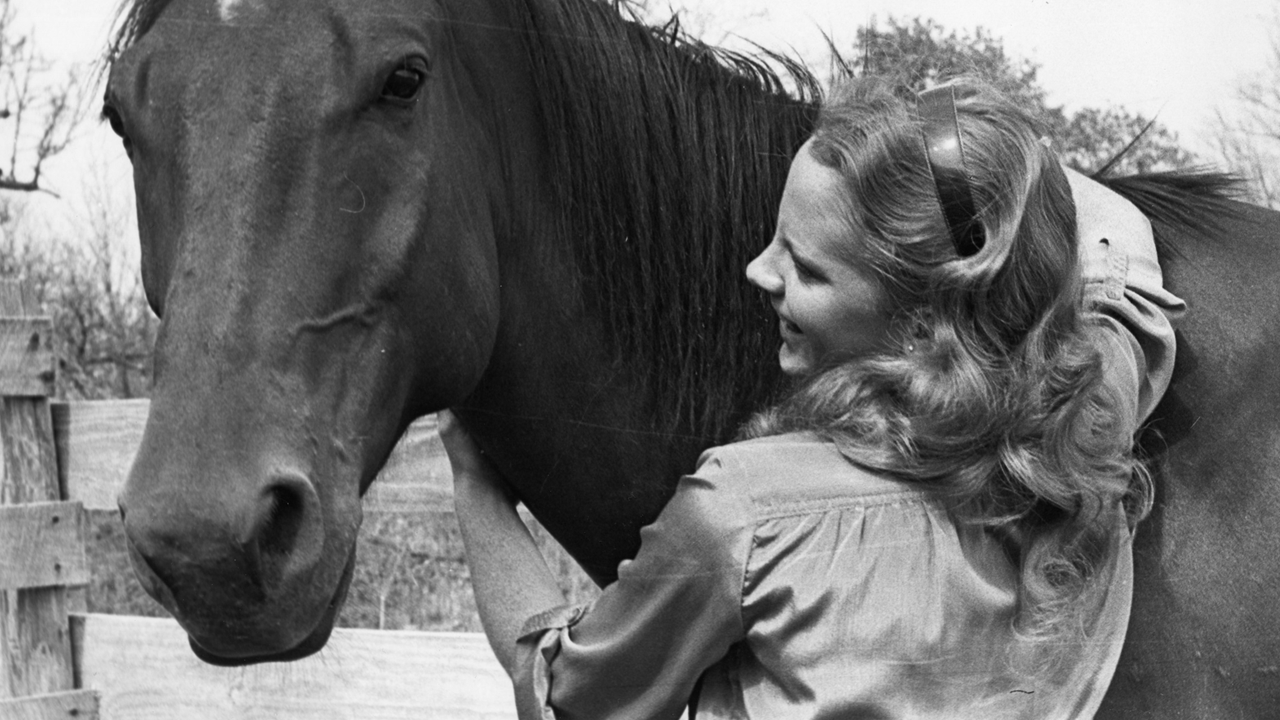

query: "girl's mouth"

left=781, top=318, right=803, bottom=336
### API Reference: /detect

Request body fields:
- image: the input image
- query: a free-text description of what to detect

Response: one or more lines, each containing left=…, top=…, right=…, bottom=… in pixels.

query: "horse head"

left=107, top=0, right=531, bottom=663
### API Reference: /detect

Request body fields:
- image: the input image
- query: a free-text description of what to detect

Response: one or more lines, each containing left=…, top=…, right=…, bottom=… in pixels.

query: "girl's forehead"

left=782, top=152, right=851, bottom=217
left=780, top=152, right=860, bottom=255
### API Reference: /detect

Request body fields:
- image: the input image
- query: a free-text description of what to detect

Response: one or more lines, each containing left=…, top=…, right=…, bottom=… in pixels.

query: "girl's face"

left=746, top=142, right=895, bottom=376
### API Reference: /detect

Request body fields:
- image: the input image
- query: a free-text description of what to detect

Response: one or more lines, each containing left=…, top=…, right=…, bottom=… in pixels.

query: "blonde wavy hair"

left=740, top=76, right=1152, bottom=671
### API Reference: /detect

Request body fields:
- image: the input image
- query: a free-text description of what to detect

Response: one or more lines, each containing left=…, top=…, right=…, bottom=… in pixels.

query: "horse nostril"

left=260, top=483, right=307, bottom=559
left=242, top=477, right=321, bottom=595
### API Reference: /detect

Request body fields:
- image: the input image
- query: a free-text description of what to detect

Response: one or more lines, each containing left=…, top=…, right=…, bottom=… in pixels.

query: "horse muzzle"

left=187, top=547, right=356, bottom=667
left=120, top=468, right=356, bottom=664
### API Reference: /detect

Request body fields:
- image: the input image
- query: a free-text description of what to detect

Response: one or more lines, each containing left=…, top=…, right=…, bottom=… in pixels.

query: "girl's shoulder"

left=691, top=432, right=933, bottom=518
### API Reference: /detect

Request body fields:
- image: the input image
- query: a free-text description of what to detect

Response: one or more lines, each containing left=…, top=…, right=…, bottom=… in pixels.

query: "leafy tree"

left=847, top=18, right=1196, bottom=176
left=850, top=18, right=1048, bottom=110
left=625, top=11, right=1197, bottom=175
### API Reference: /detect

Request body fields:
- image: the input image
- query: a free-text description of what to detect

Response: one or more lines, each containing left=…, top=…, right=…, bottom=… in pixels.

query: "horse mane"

left=513, top=0, right=819, bottom=440
left=1092, top=169, right=1250, bottom=261
left=108, top=0, right=170, bottom=54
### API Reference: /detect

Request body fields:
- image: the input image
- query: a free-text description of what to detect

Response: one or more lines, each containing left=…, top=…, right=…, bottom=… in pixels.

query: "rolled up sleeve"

left=511, top=451, right=755, bottom=720
left=1075, top=177, right=1186, bottom=432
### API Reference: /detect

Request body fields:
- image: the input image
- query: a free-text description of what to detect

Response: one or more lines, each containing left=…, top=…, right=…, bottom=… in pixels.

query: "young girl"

left=443, top=76, right=1183, bottom=719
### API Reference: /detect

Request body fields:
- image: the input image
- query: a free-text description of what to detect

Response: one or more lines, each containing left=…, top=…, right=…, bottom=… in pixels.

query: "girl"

left=443, top=76, right=1183, bottom=719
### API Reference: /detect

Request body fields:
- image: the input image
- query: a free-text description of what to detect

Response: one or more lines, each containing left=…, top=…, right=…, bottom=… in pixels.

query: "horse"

left=103, top=0, right=1279, bottom=716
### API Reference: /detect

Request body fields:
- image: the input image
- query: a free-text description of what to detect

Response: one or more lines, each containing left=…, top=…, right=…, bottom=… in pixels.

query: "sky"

left=7, top=0, right=1280, bottom=242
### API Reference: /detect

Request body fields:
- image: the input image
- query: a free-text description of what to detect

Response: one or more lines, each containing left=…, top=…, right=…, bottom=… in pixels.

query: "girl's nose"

left=746, top=248, right=783, bottom=296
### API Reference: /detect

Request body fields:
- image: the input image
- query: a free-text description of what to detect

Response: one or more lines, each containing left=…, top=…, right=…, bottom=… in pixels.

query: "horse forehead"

left=213, top=0, right=398, bottom=24
left=217, top=0, right=264, bottom=22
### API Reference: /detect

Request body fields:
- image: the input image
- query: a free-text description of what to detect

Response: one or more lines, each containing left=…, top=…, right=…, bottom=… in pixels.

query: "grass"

left=86, top=509, right=600, bottom=632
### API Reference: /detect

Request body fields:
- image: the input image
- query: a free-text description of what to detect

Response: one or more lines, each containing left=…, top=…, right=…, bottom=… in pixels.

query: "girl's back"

left=693, top=435, right=1132, bottom=719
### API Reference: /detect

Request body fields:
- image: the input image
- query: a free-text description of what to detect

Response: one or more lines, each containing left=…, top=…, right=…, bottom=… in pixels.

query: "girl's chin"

left=778, top=342, right=814, bottom=377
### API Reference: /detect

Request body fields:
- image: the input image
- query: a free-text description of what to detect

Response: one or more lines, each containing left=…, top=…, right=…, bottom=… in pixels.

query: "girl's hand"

left=438, top=410, right=517, bottom=505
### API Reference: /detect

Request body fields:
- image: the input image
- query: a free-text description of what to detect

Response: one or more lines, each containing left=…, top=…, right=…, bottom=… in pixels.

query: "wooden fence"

left=0, top=279, right=519, bottom=720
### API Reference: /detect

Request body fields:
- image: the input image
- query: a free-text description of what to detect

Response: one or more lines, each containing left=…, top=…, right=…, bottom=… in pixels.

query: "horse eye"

left=380, top=63, right=426, bottom=103
left=101, top=104, right=126, bottom=137
left=101, top=103, right=135, bottom=157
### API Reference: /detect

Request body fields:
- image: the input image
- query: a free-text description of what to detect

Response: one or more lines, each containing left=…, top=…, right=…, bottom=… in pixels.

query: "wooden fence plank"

left=0, top=394, right=60, bottom=505
left=0, top=318, right=56, bottom=397
left=0, top=689, right=99, bottom=720
left=0, top=502, right=89, bottom=591
left=53, top=400, right=451, bottom=513
left=74, top=613, right=516, bottom=720
left=0, top=589, right=75, bottom=700
left=1, top=279, right=75, bottom=700
left=50, top=401, right=149, bottom=513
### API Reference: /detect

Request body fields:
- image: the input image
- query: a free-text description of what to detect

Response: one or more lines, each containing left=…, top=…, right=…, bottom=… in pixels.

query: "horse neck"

left=448, top=0, right=815, bottom=581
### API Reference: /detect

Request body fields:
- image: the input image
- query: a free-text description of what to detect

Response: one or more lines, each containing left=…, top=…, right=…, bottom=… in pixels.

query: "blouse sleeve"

left=1071, top=171, right=1187, bottom=433
left=511, top=450, right=754, bottom=720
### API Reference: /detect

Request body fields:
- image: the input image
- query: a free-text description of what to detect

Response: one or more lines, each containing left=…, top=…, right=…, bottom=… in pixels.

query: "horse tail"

left=1090, top=170, right=1251, bottom=256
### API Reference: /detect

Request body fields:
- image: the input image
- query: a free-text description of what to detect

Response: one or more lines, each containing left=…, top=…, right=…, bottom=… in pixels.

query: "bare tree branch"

left=0, top=0, right=85, bottom=195
left=1209, top=8, right=1280, bottom=209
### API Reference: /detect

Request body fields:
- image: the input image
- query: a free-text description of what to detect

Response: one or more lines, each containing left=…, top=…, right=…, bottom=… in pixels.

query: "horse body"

left=1100, top=194, right=1280, bottom=717
left=106, top=0, right=1277, bottom=714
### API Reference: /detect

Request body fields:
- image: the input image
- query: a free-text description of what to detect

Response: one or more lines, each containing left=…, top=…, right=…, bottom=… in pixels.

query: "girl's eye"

left=793, top=257, right=821, bottom=282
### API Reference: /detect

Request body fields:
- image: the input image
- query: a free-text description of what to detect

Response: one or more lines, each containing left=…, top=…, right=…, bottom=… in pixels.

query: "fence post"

left=0, top=278, right=76, bottom=701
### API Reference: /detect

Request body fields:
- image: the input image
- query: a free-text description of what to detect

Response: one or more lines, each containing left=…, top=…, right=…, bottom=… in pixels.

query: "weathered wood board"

left=1, top=279, right=76, bottom=699
left=0, top=689, right=99, bottom=720
left=53, top=401, right=451, bottom=513
left=0, top=318, right=56, bottom=398
left=0, top=502, right=89, bottom=591
left=74, top=614, right=516, bottom=720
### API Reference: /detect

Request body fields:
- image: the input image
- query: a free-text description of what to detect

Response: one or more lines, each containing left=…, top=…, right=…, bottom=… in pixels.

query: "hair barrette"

left=915, top=85, right=985, bottom=257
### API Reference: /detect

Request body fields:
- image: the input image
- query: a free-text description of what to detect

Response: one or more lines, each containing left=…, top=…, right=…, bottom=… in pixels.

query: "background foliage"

left=844, top=18, right=1198, bottom=175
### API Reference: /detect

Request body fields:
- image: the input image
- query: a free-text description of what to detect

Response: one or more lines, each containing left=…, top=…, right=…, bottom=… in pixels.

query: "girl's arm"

left=443, top=412, right=751, bottom=719
left=1065, top=167, right=1186, bottom=429
left=439, top=411, right=567, bottom=676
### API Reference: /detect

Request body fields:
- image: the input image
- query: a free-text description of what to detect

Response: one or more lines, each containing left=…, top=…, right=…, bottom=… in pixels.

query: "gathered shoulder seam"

left=746, top=488, right=940, bottom=523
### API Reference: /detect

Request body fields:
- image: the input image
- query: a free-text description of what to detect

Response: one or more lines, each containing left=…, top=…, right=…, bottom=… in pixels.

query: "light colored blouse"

left=514, top=436, right=1135, bottom=719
